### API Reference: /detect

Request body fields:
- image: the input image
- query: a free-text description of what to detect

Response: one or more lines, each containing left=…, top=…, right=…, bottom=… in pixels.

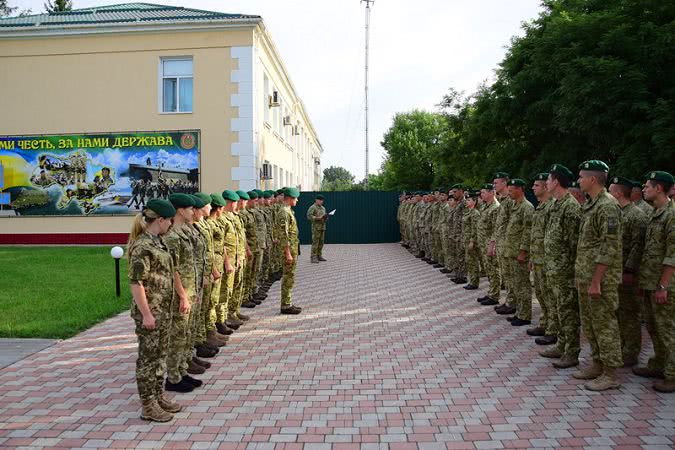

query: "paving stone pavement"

left=0, top=243, right=673, bottom=450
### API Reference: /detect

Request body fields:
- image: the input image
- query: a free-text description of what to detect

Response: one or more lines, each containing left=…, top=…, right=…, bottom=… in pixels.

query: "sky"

left=12, top=0, right=544, bottom=181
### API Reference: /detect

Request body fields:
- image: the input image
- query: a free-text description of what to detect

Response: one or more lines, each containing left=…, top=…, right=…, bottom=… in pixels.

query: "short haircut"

left=550, top=172, right=571, bottom=188
left=648, top=179, right=674, bottom=193
left=613, top=184, right=631, bottom=198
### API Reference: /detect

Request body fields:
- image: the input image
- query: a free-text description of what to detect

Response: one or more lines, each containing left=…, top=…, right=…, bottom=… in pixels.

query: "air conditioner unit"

left=283, top=116, right=292, bottom=126
left=261, top=161, right=272, bottom=180
left=268, top=91, right=280, bottom=107
left=292, top=125, right=300, bottom=136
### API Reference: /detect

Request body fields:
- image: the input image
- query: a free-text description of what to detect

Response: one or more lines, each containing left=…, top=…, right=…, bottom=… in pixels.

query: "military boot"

left=192, top=356, right=211, bottom=369
left=552, top=356, right=579, bottom=369
left=216, top=322, right=233, bottom=335
left=281, top=305, right=302, bottom=314
left=141, top=399, right=174, bottom=422
left=157, top=393, right=182, bottom=413
left=206, top=330, right=226, bottom=348
left=318, top=256, right=327, bottom=262
left=584, top=368, right=620, bottom=391
left=187, top=359, right=206, bottom=375
left=653, top=379, right=675, bottom=393
left=539, top=347, right=563, bottom=359
left=526, top=326, right=546, bottom=337
left=622, top=356, right=638, bottom=368
left=226, top=318, right=243, bottom=329
left=311, top=256, right=319, bottom=263
left=535, top=335, right=557, bottom=346
left=237, top=313, right=250, bottom=321
left=632, top=366, right=664, bottom=379
left=572, top=361, right=603, bottom=380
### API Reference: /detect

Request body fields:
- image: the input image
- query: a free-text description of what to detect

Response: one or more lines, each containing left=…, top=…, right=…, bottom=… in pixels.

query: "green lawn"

left=0, top=246, right=132, bottom=339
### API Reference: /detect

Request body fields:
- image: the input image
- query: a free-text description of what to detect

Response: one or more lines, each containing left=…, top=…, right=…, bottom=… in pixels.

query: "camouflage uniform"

left=617, top=202, right=647, bottom=363
left=530, top=197, right=554, bottom=330
left=188, top=223, right=208, bottom=353
left=278, top=204, right=299, bottom=307
left=129, top=233, right=174, bottom=403
left=228, top=211, right=247, bottom=319
left=307, top=203, right=327, bottom=258
left=452, top=200, right=466, bottom=277
left=576, top=188, right=623, bottom=369
left=544, top=192, right=581, bottom=356
left=208, top=216, right=226, bottom=326
left=638, top=199, right=675, bottom=380
left=218, top=212, right=239, bottom=323
left=164, top=224, right=198, bottom=384
left=445, top=202, right=457, bottom=271
left=635, top=198, right=653, bottom=215
left=240, top=208, right=258, bottom=304
left=248, top=206, right=267, bottom=295
left=494, top=194, right=513, bottom=304
left=260, top=206, right=275, bottom=284
left=430, top=202, right=443, bottom=264
left=462, top=206, right=480, bottom=286
left=194, top=218, right=215, bottom=345
left=503, top=198, right=534, bottom=320
left=439, top=201, right=452, bottom=269
left=478, top=199, right=501, bottom=299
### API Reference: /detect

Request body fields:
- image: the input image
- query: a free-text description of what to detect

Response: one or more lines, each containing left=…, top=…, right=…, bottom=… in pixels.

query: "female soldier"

left=128, top=198, right=180, bottom=422
left=164, top=193, right=201, bottom=393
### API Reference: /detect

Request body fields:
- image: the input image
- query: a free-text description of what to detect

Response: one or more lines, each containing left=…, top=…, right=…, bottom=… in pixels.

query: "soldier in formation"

left=397, top=165, right=674, bottom=393
left=127, top=186, right=303, bottom=422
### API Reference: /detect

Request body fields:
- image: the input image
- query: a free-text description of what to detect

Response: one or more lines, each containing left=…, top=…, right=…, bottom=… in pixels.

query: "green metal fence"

left=295, top=191, right=400, bottom=245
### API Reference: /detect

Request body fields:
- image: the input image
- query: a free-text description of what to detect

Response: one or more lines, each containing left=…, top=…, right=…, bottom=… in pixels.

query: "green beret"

left=191, top=194, right=207, bottom=209
left=194, top=192, right=212, bottom=207
left=247, top=190, right=258, bottom=199
left=550, top=163, right=574, bottom=180
left=316, top=194, right=325, bottom=200
left=283, top=187, right=300, bottom=198
left=630, top=180, right=643, bottom=189
left=569, top=181, right=580, bottom=189
left=145, top=199, right=176, bottom=218
left=645, top=170, right=674, bottom=185
left=481, top=183, right=494, bottom=190
left=535, top=172, right=549, bottom=181
left=222, top=190, right=240, bottom=202
left=579, top=160, right=609, bottom=173
left=610, top=176, right=633, bottom=188
left=494, top=172, right=510, bottom=179
left=168, top=193, right=195, bottom=209
left=451, top=183, right=464, bottom=190
left=262, top=191, right=273, bottom=199
left=467, top=190, right=480, bottom=198
left=275, top=189, right=284, bottom=196
left=507, top=179, right=526, bottom=187
left=235, top=190, right=250, bottom=200
left=210, top=193, right=227, bottom=207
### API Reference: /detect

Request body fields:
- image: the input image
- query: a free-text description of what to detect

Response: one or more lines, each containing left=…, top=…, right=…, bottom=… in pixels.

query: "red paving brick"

left=0, top=244, right=673, bottom=449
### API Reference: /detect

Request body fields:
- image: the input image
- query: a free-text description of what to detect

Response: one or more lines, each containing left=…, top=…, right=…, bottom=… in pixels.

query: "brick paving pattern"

left=1, top=244, right=673, bottom=449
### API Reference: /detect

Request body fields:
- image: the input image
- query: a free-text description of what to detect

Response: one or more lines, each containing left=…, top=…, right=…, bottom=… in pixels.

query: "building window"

left=161, top=58, right=193, bottom=113
left=263, top=74, right=270, bottom=123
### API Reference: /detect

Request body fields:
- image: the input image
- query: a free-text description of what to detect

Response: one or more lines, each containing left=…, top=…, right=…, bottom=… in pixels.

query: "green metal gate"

left=295, top=191, right=400, bottom=245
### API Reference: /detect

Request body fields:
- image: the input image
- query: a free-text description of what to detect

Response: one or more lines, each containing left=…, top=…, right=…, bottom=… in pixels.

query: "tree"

left=321, top=166, right=356, bottom=191
left=44, top=0, right=72, bottom=13
left=1, top=0, right=17, bottom=16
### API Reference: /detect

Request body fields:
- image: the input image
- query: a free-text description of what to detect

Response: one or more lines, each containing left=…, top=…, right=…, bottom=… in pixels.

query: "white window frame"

left=159, top=57, right=193, bottom=114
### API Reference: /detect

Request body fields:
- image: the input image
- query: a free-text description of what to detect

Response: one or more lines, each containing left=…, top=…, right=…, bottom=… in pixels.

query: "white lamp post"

left=110, top=246, right=124, bottom=297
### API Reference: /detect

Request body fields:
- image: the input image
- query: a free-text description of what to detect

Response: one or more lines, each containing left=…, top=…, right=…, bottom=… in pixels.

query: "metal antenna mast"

left=361, top=0, right=374, bottom=187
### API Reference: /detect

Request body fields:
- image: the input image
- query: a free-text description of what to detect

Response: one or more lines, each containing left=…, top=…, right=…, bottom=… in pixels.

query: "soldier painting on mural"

left=307, top=194, right=328, bottom=263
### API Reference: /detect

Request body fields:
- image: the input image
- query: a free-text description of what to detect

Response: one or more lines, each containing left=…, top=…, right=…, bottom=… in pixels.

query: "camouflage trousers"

left=618, top=282, right=642, bottom=362
left=134, top=308, right=170, bottom=403
left=281, top=250, right=298, bottom=307
left=259, top=247, right=271, bottom=284
left=509, top=258, right=532, bottom=321
left=244, top=251, right=263, bottom=300
left=441, top=228, right=452, bottom=269
left=311, top=226, right=325, bottom=258
left=549, top=272, right=580, bottom=358
left=209, top=255, right=225, bottom=325
left=454, top=238, right=466, bottom=276
left=166, top=300, right=192, bottom=384
left=465, top=243, right=480, bottom=286
left=228, top=262, right=246, bottom=319
left=484, top=252, right=501, bottom=300
left=644, top=290, right=675, bottom=380
left=532, top=263, right=556, bottom=334
left=434, top=231, right=445, bottom=265
left=499, top=255, right=512, bottom=306
left=578, top=281, right=623, bottom=369
left=195, top=281, right=213, bottom=345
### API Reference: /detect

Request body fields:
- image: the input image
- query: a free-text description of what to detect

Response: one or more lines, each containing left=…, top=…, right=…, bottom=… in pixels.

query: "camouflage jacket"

left=221, top=212, right=243, bottom=264
left=502, top=198, right=534, bottom=259
left=638, top=199, right=675, bottom=290
left=619, top=202, right=647, bottom=274
left=575, top=189, right=622, bottom=285
left=529, top=197, right=554, bottom=265
left=493, top=194, right=513, bottom=248
left=208, top=215, right=225, bottom=259
left=195, top=219, right=215, bottom=274
left=452, top=201, right=466, bottom=242
left=544, top=192, right=581, bottom=278
left=477, top=199, right=500, bottom=251
left=252, top=207, right=268, bottom=250
left=307, top=204, right=327, bottom=231
left=187, top=223, right=208, bottom=295
left=277, top=205, right=299, bottom=255
left=128, top=232, right=174, bottom=317
left=164, top=224, right=198, bottom=299
left=635, top=198, right=653, bottom=216
left=240, top=209, right=258, bottom=250
left=231, top=212, right=247, bottom=267
left=462, top=207, right=479, bottom=246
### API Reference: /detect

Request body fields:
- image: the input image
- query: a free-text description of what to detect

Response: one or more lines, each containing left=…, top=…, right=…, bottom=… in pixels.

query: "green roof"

left=0, top=3, right=260, bottom=28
